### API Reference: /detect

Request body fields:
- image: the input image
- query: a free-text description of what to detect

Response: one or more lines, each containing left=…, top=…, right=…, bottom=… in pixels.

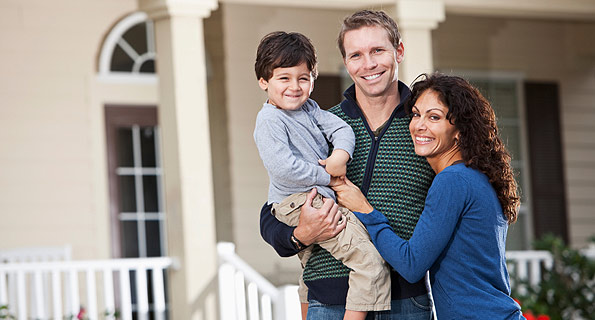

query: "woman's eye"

left=430, top=115, right=440, bottom=121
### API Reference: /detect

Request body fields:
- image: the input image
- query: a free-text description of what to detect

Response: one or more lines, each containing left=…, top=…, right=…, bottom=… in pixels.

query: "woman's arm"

left=335, top=173, right=467, bottom=283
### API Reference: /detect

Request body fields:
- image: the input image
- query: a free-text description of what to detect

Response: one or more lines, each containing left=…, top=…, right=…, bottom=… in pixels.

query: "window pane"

left=119, top=175, right=137, bottom=212
left=140, top=60, right=155, bottom=73
left=143, top=175, right=159, bottom=212
left=117, top=128, right=134, bottom=167
left=122, top=221, right=139, bottom=257
left=506, top=212, right=527, bottom=250
left=146, top=220, right=162, bottom=257
left=499, top=125, right=521, bottom=160
left=122, top=23, right=148, bottom=56
left=111, top=45, right=135, bottom=72
left=490, top=82, right=518, bottom=118
left=140, top=127, right=157, bottom=167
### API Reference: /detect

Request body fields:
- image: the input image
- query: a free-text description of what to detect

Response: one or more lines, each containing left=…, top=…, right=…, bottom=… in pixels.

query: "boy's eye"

left=300, top=77, right=310, bottom=81
left=349, top=53, right=360, bottom=59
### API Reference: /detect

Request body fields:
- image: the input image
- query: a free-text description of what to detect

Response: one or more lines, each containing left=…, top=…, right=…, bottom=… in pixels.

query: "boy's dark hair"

left=255, top=31, right=318, bottom=81
left=337, top=10, right=401, bottom=58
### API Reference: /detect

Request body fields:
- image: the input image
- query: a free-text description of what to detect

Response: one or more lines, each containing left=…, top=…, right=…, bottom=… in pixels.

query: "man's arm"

left=260, top=189, right=347, bottom=257
left=260, top=202, right=298, bottom=257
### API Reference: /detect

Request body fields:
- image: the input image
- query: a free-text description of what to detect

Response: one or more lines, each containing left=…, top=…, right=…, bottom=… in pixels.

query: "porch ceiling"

left=219, top=0, right=595, bottom=21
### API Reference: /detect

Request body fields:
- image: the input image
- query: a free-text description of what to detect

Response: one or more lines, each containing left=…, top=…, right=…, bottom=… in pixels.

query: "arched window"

left=98, top=12, right=156, bottom=82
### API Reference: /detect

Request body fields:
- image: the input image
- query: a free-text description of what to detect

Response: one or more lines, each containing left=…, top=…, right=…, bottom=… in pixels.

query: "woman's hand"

left=332, top=177, right=374, bottom=213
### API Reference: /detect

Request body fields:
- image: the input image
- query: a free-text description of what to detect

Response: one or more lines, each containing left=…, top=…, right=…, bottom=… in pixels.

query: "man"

left=260, top=10, right=435, bottom=319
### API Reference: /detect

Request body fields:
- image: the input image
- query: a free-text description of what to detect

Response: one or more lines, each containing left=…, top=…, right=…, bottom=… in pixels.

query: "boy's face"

left=258, top=62, right=313, bottom=111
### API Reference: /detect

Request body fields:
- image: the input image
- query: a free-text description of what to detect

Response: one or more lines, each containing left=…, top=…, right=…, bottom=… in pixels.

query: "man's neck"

left=355, top=85, right=401, bottom=131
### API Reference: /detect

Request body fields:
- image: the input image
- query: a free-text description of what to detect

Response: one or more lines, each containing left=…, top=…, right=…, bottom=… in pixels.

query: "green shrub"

left=513, top=234, right=595, bottom=319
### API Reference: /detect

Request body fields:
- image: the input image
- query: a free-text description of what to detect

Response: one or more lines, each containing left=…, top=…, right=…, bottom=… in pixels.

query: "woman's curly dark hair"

left=405, top=73, right=520, bottom=224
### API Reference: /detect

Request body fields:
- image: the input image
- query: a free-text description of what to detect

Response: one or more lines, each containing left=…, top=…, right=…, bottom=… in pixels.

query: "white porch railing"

left=506, top=250, right=553, bottom=295
left=0, top=257, right=174, bottom=320
left=217, top=242, right=300, bottom=320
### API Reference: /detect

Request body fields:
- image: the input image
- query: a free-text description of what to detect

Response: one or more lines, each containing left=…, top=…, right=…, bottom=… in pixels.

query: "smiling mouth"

left=415, top=136, right=434, bottom=143
left=363, top=72, right=383, bottom=80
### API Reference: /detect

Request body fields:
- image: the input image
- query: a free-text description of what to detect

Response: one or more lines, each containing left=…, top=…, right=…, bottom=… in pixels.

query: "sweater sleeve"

left=259, top=202, right=299, bottom=257
left=309, top=101, right=355, bottom=158
left=254, top=110, right=331, bottom=188
left=354, top=171, right=468, bottom=283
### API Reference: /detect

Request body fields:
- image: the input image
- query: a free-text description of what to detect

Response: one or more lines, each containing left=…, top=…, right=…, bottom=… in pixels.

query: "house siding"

left=433, top=14, right=595, bottom=247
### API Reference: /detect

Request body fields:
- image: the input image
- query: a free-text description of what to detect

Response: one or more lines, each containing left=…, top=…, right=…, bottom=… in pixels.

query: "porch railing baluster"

left=103, top=268, right=116, bottom=320
left=152, top=267, right=166, bottom=320
left=135, top=267, right=149, bottom=320
left=32, top=270, right=45, bottom=319
left=51, top=269, right=63, bottom=320
left=119, top=267, right=132, bottom=320
left=16, top=270, right=26, bottom=320
left=86, top=269, right=98, bottom=320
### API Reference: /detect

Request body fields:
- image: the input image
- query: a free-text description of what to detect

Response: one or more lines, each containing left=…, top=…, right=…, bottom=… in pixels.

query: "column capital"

left=391, top=0, right=445, bottom=29
left=138, top=0, right=218, bottom=20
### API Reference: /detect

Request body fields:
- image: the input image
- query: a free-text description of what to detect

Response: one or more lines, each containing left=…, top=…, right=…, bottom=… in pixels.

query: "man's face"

left=342, top=26, right=403, bottom=99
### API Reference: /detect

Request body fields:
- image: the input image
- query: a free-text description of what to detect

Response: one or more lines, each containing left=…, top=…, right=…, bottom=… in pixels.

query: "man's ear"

left=258, top=77, right=269, bottom=91
left=396, top=41, right=404, bottom=63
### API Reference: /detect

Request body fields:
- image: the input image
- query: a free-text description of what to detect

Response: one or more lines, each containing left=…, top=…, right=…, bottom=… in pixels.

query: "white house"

left=1, top=0, right=594, bottom=319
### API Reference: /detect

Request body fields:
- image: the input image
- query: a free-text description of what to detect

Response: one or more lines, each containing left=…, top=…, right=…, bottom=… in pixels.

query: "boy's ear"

left=258, top=77, right=269, bottom=91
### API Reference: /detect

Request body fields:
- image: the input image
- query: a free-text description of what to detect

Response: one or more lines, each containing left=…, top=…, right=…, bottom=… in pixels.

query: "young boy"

left=253, top=31, right=390, bottom=320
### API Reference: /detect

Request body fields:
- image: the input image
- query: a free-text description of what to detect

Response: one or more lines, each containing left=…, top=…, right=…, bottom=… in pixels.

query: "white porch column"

left=390, top=0, right=445, bottom=85
left=137, top=0, right=218, bottom=319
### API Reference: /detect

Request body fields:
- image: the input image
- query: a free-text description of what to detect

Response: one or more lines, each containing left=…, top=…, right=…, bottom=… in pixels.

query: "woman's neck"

left=428, top=149, right=463, bottom=174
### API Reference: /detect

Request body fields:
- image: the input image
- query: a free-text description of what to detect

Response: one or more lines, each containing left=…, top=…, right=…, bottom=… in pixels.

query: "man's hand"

left=318, top=149, right=350, bottom=177
left=333, top=177, right=374, bottom=213
left=293, top=189, right=346, bottom=246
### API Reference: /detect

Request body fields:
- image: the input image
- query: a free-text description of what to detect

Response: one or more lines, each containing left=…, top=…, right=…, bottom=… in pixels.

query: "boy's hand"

left=318, top=149, right=350, bottom=177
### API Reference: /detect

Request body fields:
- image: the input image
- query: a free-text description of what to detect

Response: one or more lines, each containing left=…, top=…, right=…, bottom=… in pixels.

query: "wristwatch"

left=291, top=230, right=306, bottom=251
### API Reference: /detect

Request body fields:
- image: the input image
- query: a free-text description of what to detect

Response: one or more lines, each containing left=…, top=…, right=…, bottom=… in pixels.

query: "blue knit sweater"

left=355, top=163, right=524, bottom=319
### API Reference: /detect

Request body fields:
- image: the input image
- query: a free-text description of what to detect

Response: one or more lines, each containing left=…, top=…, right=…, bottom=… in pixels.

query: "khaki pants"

left=272, top=192, right=391, bottom=311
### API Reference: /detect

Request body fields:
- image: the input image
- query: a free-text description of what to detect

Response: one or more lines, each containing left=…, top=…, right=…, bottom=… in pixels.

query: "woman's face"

left=409, top=89, right=460, bottom=161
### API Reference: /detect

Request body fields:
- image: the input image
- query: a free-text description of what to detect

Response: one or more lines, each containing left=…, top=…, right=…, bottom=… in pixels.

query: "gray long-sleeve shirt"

left=254, top=99, right=355, bottom=204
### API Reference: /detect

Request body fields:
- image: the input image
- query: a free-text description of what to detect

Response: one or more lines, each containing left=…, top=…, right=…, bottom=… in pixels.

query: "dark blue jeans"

left=306, top=294, right=432, bottom=320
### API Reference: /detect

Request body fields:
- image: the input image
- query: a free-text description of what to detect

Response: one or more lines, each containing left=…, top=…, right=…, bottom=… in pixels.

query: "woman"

left=334, top=73, right=525, bottom=319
